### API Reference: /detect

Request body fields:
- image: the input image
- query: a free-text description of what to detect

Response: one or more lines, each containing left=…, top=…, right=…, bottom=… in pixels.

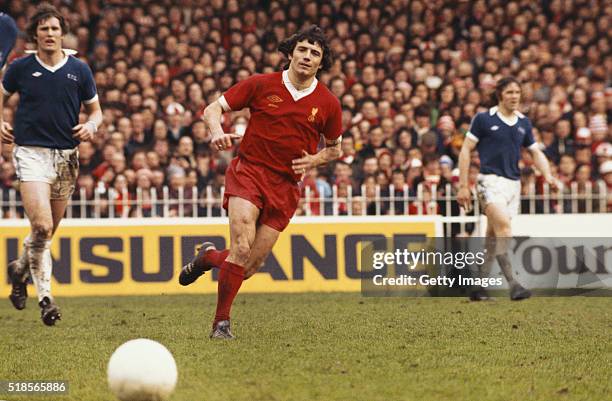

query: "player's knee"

left=31, top=221, right=53, bottom=240
left=496, top=223, right=511, bottom=237
left=232, top=241, right=251, bottom=263
left=490, top=217, right=511, bottom=238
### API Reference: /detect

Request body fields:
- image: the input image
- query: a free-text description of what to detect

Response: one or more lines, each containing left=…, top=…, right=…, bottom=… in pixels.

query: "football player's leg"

left=480, top=223, right=497, bottom=279
left=243, top=224, right=281, bottom=279
left=21, top=182, right=54, bottom=302
left=40, top=198, right=69, bottom=292
left=486, top=202, right=529, bottom=299
left=470, top=223, right=496, bottom=301
left=51, top=199, right=69, bottom=234
left=485, top=203, right=515, bottom=284
left=213, top=196, right=259, bottom=328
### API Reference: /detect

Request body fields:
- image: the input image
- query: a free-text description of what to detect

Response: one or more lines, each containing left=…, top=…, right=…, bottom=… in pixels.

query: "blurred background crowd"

left=0, top=0, right=610, bottom=217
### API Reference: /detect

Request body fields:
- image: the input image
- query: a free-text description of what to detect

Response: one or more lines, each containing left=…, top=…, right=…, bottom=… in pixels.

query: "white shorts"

left=477, top=174, right=521, bottom=217
left=12, top=145, right=79, bottom=200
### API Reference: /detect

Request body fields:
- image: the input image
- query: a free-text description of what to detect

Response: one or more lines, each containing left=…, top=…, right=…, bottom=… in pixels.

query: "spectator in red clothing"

left=0, top=0, right=608, bottom=220
left=600, top=161, right=612, bottom=211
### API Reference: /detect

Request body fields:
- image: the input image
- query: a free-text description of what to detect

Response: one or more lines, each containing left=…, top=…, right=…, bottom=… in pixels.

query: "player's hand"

left=211, top=133, right=241, bottom=151
left=72, top=122, right=96, bottom=142
left=0, top=120, right=14, bottom=144
left=544, top=175, right=561, bottom=192
left=457, top=186, right=473, bottom=212
left=292, top=150, right=318, bottom=175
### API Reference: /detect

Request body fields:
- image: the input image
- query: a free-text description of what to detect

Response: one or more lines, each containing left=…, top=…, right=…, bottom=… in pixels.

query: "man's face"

left=559, top=156, right=576, bottom=175
left=289, top=40, right=323, bottom=78
left=363, top=158, right=378, bottom=174
left=499, top=82, right=521, bottom=112
left=36, top=17, right=63, bottom=53
left=341, top=138, right=354, bottom=154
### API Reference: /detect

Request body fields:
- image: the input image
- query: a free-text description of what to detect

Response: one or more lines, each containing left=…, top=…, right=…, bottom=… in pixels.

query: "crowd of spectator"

left=0, top=0, right=610, bottom=217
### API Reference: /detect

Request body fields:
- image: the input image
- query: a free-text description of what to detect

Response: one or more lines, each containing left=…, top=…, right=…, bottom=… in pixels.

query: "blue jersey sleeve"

left=468, top=113, right=485, bottom=141
left=78, top=61, right=97, bottom=103
left=522, top=119, right=535, bottom=148
left=1, top=60, right=19, bottom=93
left=0, top=13, right=18, bottom=69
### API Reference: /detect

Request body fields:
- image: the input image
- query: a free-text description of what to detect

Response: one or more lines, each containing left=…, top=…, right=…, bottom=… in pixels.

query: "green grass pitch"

left=0, top=293, right=609, bottom=401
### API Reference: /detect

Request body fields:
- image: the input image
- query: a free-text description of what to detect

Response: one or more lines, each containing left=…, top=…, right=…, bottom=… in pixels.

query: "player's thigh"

left=485, top=203, right=512, bottom=237
left=20, top=181, right=53, bottom=227
left=227, top=195, right=260, bottom=247
left=50, top=199, right=69, bottom=233
left=244, top=224, right=281, bottom=278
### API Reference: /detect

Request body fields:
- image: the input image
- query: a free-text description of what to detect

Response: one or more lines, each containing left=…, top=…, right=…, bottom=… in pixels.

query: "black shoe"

left=210, top=320, right=235, bottom=339
left=469, top=287, right=491, bottom=301
left=39, top=297, right=61, bottom=326
left=178, top=242, right=216, bottom=286
left=8, top=260, right=29, bottom=310
left=510, top=283, right=531, bottom=301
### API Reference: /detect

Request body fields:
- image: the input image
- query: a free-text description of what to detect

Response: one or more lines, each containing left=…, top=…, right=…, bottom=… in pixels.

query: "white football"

left=107, top=339, right=178, bottom=401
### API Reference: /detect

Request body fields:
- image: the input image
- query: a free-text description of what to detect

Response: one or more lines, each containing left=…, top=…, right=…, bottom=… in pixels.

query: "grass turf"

left=0, top=293, right=609, bottom=401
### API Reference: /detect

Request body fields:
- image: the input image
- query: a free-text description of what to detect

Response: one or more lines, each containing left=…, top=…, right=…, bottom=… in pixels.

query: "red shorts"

left=223, top=157, right=300, bottom=232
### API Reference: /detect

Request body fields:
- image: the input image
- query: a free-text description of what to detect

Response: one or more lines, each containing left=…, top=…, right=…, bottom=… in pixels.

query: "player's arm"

left=528, top=145, right=558, bottom=190
left=203, top=99, right=240, bottom=151
left=73, top=99, right=102, bottom=142
left=524, top=119, right=558, bottom=190
left=0, top=82, right=14, bottom=144
left=457, top=135, right=478, bottom=210
left=291, top=137, right=342, bottom=175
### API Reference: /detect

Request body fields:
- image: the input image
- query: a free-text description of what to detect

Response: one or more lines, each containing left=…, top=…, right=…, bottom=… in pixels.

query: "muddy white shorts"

left=12, top=145, right=79, bottom=200
left=477, top=174, right=521, bottom=217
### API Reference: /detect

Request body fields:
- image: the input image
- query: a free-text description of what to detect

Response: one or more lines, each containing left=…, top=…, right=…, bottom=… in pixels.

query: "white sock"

left=18, top=235, right=30, bottom=268
left=27, top=239, right=53, bottom=302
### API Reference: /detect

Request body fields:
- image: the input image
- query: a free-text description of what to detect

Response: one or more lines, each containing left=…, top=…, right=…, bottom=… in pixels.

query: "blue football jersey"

left=2, top=53, right=98, bottom=149
left=467, top=107, right=536, bottom=180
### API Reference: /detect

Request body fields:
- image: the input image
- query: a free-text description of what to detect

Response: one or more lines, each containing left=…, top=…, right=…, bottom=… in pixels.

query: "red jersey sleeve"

left=223, top=74, right=261, bottom=111
left=323, top=97, right=342, bottom=141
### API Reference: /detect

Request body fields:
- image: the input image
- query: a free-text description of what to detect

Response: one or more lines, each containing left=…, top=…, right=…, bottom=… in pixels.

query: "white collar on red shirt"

left=282, top=69, right=318, bottom=101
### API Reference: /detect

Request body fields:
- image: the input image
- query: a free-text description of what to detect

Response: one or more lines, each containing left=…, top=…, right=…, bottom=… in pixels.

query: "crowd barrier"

left=0, top=214, right=609, bottom=296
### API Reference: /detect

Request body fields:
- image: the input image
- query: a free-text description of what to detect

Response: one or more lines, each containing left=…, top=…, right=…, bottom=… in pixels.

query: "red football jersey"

left=222, top=71, right=342, bottom=181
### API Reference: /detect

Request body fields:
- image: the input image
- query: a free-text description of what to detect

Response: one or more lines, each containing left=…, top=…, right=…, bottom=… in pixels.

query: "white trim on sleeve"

left=466, top=132, right=479, bottom=143
left=218, top=95, right=231, bottom=112
left=83, top=94, right=98, bottom=104
left=1, top=82, right=11, bottom=96
left=528, top=143, right=539, bottom=151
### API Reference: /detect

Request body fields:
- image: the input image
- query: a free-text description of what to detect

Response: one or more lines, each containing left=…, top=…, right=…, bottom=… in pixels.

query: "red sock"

left=207, top=249, right=229, bottom=268
left=213, top=261, right=244, bottom=327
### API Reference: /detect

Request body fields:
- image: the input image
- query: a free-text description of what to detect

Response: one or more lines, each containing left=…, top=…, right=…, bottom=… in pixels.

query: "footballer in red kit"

left=178, top=26, right=343, bottom=339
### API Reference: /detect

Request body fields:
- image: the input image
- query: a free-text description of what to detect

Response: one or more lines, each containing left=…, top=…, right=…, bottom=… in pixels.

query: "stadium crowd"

left=0, top=0, right=610, bottom=217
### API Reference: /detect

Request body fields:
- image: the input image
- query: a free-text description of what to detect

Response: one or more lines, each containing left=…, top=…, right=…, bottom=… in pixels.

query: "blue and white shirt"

left=2, top=53, right=98, bottom=149
left=0, top=13, right=18, bottom=69
left=467, top=106, right=537, bottom=180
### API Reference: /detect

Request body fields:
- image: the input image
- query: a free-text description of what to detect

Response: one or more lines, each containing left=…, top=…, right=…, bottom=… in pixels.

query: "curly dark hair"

left=26, top=3, right=68, bottom=43
left=278, top=25, right=333, bottom=72
left=494, top=76, right=521, bottom=102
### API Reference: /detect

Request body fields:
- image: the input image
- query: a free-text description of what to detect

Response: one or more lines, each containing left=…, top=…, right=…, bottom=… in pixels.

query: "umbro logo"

left=491, top=125, right=499, bottom=131
left=32, top=72, right=42, bottom=77
left=266, top=95, right=283, bottom=103
left=518, top=127, right=525, bottom=134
